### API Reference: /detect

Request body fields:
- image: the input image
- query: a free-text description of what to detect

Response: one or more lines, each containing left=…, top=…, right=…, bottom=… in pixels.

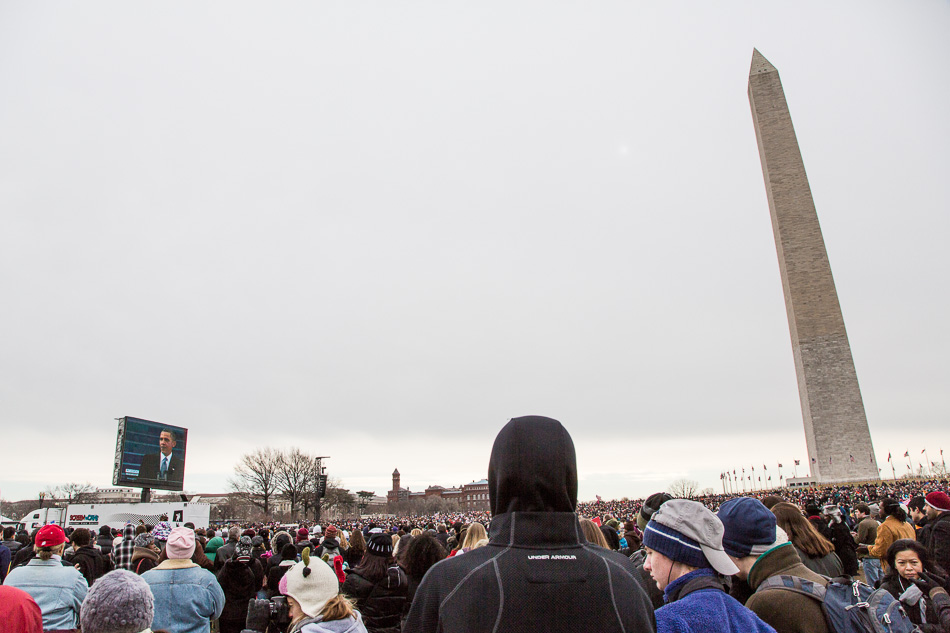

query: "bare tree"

left=210, top=493, right=256, bottom=522
left=321, top=479, right=356, bottom=519
left=229, top=448, right=280, bottom=519
left=45, top=482, right=97, bottom=504
left=275, top=448, right=314, bottom=519
left=424, top=496, right=446, bottom=514
left=1, top=498, right=38, bottom=520
left=668, top=478, right=700, bottom=499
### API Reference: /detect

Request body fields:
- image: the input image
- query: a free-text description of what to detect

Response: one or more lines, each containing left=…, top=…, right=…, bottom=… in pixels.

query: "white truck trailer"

left=19, top=502, right=210, bottom=533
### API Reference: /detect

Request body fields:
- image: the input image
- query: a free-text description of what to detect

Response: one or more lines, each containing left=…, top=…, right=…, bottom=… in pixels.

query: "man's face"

left=926, top=506, right=939, bottom=521
left=159, top=432, right=176, bottom=456
left=909, top=507, right=925, bottom=523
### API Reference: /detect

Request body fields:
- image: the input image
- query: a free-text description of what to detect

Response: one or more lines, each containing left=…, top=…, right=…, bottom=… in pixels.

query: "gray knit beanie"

left=133, top=533, right=154, bottom=549
left=80, top=569, right=154, bottom=633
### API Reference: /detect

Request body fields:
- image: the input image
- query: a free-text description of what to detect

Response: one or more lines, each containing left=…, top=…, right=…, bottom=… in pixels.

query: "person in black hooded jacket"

left=217, top=537, right=264, bottom=633
left=403, top=415, right=655, bottom=633
left=343, top=532, right=408, bottom=633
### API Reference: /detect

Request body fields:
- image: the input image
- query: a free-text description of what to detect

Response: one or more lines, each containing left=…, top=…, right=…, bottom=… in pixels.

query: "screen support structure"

left=314, top=456, right=329, bottom=523
left=141, top=488, right=151, bottom=502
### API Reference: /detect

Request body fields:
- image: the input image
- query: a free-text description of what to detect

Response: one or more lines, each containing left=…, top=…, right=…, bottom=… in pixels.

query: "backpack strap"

left=756, top=575, right=827, bottom=601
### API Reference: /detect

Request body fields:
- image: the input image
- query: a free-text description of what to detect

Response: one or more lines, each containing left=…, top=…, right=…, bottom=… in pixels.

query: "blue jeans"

left=863, top=558, right=883, bottom=587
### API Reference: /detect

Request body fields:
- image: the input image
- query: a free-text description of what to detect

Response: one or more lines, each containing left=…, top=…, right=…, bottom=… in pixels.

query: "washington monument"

left=748, top=49, right=879, bottom=482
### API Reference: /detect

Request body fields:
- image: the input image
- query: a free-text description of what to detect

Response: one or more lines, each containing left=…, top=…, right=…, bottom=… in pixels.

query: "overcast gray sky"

left=2, top=1, right=948, bottom=507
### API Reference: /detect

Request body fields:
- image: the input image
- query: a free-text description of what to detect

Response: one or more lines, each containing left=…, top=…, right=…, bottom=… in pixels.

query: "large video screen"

left=113, top=416, right=188, bottom=491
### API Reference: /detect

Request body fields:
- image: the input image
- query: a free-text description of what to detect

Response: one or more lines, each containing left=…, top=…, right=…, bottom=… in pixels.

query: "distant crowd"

left=2, top=419, right=949, bottom=633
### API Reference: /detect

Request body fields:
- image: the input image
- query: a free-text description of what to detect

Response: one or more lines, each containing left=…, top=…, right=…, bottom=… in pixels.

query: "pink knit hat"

left=165, top=527, right=196, bottom=559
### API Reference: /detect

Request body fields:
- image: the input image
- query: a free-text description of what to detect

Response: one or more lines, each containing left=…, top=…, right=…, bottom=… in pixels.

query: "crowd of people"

left=2, top=418, right=949, bottom=633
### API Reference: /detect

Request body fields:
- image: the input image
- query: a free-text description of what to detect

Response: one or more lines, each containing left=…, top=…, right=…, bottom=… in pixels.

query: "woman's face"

left=287, top=595, right=304, bottom=621
left=894, top=549, right=923, bottom=581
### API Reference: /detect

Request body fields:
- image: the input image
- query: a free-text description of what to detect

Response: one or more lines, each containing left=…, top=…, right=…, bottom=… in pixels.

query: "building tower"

left=748, top=49, right=879, bottom=482
left=392, top=468, right=400, bottom=493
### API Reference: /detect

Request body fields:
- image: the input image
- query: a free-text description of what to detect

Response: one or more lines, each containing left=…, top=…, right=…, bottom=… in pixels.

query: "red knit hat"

left=36, top=524, right=66, bottom=547
left=925, top=491, right=950, bottom=512
left=324, top=525, right=338, bottom=538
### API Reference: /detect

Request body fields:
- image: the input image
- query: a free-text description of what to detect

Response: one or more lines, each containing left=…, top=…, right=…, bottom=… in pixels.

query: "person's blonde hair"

left=34, top=543, right=65, bottom=561
left=411, top=528, right=422, bottom=537
left=289, top=594, right=357, bottom=631
left=337, top=532, right=349, bottom=549
left=461, top=522, right=487, bottom=550
left=580, top=518, right=609, bottom=548
left=319, top=594, right=357, bottom=622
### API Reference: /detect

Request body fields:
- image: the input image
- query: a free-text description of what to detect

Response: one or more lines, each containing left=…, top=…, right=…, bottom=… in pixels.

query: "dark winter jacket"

left=744, top=543, right=831, bottom=633
left=658, top=568, right=776, bottom=633
left=67, top=544, right=111, bottom=586
left=826, top=519, right=859, bottom=576
left=315, top=537, right=343, bottom=561
left=342, top=566, right=407, bottom=633
left=403, top=415, right=655, bottom=633
left=630, top=547, right=666, bottom=610
left=213, top=538, right=239, bottom=571
left=0, top=543, right=9, bottom=583
left=880, top=573, right=943, bottom=628
left=923, top=513, right=950, bottom=579
left=266, top=560, right=296, bottom=598
left=217, top=559, right=263, bottom=633
left=96, top=528, right=115, bottom=559
left=12, top=540, right=38, bottom=570
left=930, top=587, right=950, bottom=632
left=345, top=547, right=365, bottom=570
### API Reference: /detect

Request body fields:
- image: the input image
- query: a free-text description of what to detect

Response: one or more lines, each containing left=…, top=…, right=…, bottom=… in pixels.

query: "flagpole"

left=924, top=450, right=932, bottom=479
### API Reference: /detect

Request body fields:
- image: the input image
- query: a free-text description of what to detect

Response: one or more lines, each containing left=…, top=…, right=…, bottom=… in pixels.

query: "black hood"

left=488, top=415, right=578, bottom=515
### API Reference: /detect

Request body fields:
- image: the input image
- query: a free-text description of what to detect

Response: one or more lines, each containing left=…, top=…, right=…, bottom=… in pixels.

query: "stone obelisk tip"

left=750, top=49, right=777, bottom=76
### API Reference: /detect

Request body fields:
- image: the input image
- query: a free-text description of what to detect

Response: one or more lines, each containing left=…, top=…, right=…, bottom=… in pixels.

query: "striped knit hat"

left=643, top=499, right=739, bottom=575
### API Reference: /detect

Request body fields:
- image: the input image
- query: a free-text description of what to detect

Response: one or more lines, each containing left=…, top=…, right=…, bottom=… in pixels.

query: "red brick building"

left=387, top=468, right=490, bottom=511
